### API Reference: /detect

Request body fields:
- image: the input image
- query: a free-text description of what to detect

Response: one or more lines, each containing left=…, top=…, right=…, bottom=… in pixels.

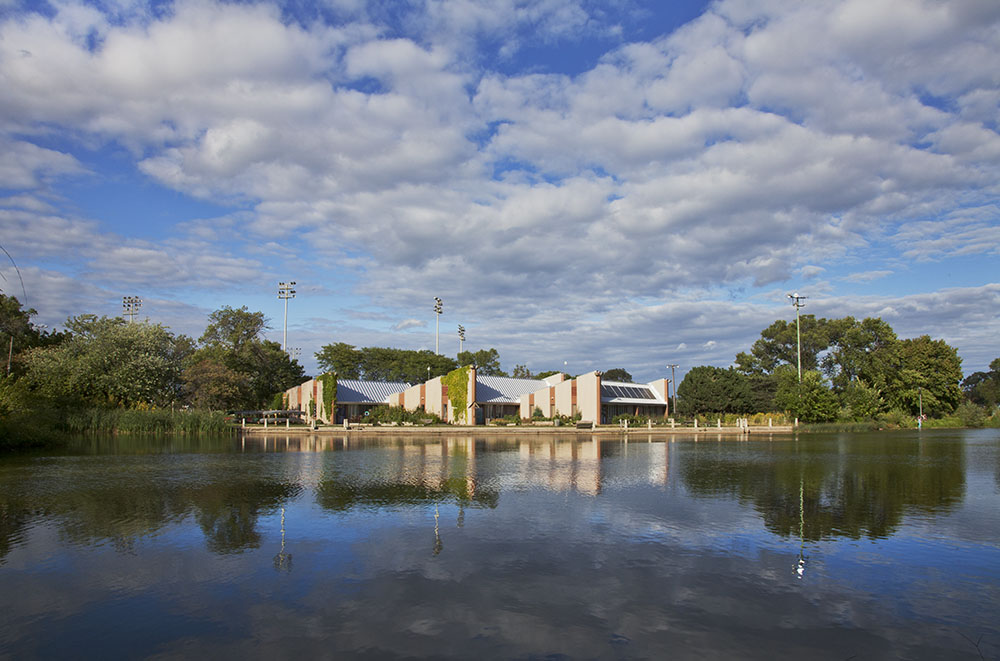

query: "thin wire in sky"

left=0, top=243, right=28, bottom=307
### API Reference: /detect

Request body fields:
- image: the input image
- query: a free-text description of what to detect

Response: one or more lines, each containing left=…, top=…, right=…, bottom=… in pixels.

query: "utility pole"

left=458, top=325, right=465, bottom=356
left=278, top=281, right=296, bottom=352
left=433, top=297, right=442, bottom=355
left=787, top=293, right=807, bottom=382
left=667, top=364, right=678, bottom=415
left=122, top=296, right=142, bottom=323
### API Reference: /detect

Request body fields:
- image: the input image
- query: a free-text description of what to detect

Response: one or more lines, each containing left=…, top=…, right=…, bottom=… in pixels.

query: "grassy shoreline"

left=0, top=408, right=233, bottom=451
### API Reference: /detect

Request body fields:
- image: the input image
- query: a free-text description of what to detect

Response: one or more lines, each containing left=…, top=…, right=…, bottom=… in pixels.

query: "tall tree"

left=676, top=366, right=752, bottom=415
left=821, top=317, right=898, bottom=391
left=511, top=364, right=533, bottom=379
left=314, top=343, right=457, bottom=383
left=315, top=342, right=361, bottom=379
left=189, top=306, right=304, bottom=409
left=962, top=358, right=1000, bottom=408
left=602, top=368, right=633, bottom=383
left=200, top=306, right=268, bottom=352
left=457, top=348, right=505, bottom=376
left=0, top=294, right=65, bottom=376
left=735, top=314, right=836, bottom=375
left=774, top=367, right=839, bottom=423
left=884, top=335, right=963, bottom=416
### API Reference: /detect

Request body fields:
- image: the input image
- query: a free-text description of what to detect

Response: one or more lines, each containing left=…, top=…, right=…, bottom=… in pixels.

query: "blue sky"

left=1, top=0, right=998, bottom=382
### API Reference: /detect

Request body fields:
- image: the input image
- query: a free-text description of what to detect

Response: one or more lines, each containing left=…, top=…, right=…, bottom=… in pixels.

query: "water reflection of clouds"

left=2, top=433, right=1000, bottom=658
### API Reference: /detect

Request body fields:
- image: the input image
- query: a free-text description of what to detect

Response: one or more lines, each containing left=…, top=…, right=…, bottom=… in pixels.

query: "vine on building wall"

left=317, top=372, right=337, bottom=421
left=441, top=366, right=470, bottom=423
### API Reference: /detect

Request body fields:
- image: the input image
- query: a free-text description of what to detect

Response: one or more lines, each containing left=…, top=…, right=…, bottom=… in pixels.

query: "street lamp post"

left=787, top=293, right=807, bottom=382
left=458, top=325, right=465, bottom=355
left=122, top=296, right=142, bottom=323
left=278, top=281, right=296, bottom=352
left=433, top=297, right=442, bottom=355
left=667, top=364, right=678, bottom=415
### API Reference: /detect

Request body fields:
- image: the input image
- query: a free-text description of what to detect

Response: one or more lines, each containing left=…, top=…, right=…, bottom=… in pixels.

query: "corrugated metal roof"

left=475, top=375, right=547, bottom=403
left=336, top=380, right=411, bottom=404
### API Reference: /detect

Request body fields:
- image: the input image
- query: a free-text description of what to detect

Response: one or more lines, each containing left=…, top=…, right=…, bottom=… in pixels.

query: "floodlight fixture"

left=278, top=281, right=297, bottom=351
left=122, top=296, right=142, bottom=323
left=787, top=293, right=807, bottom=382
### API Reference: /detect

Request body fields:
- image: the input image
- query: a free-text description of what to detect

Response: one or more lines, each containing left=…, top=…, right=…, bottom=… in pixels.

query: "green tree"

left=182, top=359, right=250, bottom=410
left=190, top=307, right=304, bottom=409
left=883, top=335, right=963, bottom=416
left=511, top=364, right=532, bottom=378
left=735, top=314, right=836, bottom=375
left=458, top=348, right=505, bottom=375
left=0, top=294, right=65, bottom=377
left=22, top=316, right=190, bottom=408
left=839, top=379, right=885, bottom=420
left=315, top=342, right=361, bottom=378
left=962, top=358, right=1000, bottom=408
left=200, top=306, right=268, bottom=352
left=821, top=317, right=898, bottom=391
left=602, top=368, right=633, bottom=382
left=774, top=368, right=839, bottom=423
left=677, top=366, right=752, bottom=415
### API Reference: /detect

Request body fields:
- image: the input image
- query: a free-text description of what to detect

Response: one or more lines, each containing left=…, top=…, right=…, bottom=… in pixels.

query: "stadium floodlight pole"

left=278, top=281, right=296, bottom=352
left=667, top=364, right=679, bottom=415
left=458, top=325, right=465, bottom=355
left=787, top=292, right=807, bottom=382
left=433, top=297, right=443, bottom=355
left=122, top=296, right=142, bottom=323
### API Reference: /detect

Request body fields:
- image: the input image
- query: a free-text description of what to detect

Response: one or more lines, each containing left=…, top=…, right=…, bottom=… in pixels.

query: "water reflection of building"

left=245, top=435, right=672, bottom=502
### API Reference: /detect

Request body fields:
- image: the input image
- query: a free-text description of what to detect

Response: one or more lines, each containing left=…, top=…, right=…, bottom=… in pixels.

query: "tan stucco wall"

left=424, top=377, right=445, bottom=418
left=520, top=386, right=555, bottom=418
left=646, top=378, right=670, bottom=416
left=553, top=378, right=575, bottom=417
left=576, top=371, right=602, bottom=423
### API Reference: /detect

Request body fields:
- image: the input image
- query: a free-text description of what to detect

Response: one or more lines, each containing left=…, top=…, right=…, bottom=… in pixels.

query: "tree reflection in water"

left=679, top=433, right=965, bottom=542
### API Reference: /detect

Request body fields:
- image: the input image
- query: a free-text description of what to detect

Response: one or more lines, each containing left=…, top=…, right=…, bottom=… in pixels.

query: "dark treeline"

left=313, top=343, right=560, bottom=382
left=0, top=296, right=304, bottom=446
left=678, top=314, right=1000, bottom=426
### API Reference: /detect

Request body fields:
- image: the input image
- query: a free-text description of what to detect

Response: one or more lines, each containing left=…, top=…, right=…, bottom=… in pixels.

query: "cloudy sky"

left=1, top=0, right=998, bottom=381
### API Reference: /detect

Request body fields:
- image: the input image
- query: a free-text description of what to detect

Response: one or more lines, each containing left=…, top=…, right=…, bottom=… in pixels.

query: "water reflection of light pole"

left=433, top=503, right=443, bottom=556
left=796, top=476, right=806, bottom=579
left=273, top=506, right=292, bottom=572
left=787, top=293, right=807, bottom=382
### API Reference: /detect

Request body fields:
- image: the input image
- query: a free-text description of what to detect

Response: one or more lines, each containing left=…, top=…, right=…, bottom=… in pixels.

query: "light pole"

left=458, top=325, right=465, bottom=355
left=278, top=281, right=296, bottom=352
left=433, top=297, right=442, bottom=355
left=787, top=293, right=807, bottom=382
left=667, top=364, right=678, bottom=415
left=122, top=296, right=142, bottom=323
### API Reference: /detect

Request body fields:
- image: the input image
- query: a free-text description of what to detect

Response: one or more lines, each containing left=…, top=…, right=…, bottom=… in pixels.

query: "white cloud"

left=391, top=318, right=426, bottom=331
left=0, top=0, right=998, bottom=378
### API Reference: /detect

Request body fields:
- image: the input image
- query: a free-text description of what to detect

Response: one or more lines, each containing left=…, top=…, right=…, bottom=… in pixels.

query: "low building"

left=389, top=367, right=565, bottom=425
left=285, top=376, right=410, bottom=424
left=520, top=372, right=670, bottom=423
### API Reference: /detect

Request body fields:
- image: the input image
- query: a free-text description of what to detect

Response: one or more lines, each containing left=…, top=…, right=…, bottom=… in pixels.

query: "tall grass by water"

left=60, top=408, right=233, bottom=435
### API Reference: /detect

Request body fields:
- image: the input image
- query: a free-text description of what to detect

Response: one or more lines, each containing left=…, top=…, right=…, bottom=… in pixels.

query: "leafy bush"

left=955, top=402, right=987, bottom=428
left=366, top=406, right=441, bottom=425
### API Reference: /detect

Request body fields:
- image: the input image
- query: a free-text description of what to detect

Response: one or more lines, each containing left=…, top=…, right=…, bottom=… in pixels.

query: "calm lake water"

left=2, top=429, right=999, bottom=659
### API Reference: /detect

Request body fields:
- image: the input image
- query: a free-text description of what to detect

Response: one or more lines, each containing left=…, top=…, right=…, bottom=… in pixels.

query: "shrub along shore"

left=0, top=408, right=233, bottom=451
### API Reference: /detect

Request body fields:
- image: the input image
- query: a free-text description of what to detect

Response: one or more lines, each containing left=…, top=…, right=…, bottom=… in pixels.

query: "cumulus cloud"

left=0, top=0, right=997, bottom=375
left=391, top=318, right=426, bottom=331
